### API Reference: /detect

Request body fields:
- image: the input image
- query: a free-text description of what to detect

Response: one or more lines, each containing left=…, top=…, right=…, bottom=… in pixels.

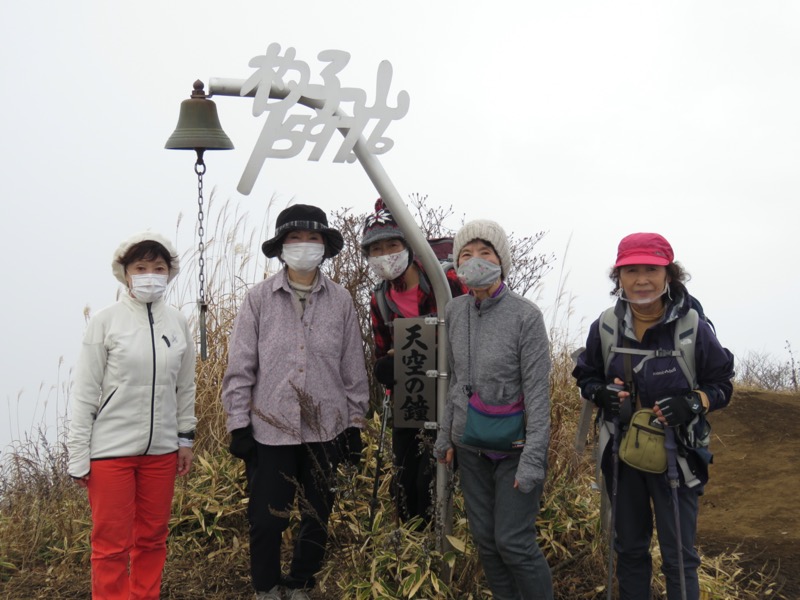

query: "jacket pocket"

left=96, top=388, right=118, bottom=419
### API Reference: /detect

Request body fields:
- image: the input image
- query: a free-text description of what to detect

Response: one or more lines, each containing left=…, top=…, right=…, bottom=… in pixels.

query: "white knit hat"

left=452, top=219, right=511, bottom=279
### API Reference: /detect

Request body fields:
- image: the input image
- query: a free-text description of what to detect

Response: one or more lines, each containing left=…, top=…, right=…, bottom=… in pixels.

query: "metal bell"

left=165, top=80, right=234, bottom=151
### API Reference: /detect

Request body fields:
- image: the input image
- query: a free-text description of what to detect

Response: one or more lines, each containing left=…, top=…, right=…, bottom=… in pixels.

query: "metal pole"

left=607, top=417, right=621, bottom=600
left=369, top=389, right=391, bottom=530
left=208, top=78, right=455, bottom=553
left=664, top=427, right=688, bottom=600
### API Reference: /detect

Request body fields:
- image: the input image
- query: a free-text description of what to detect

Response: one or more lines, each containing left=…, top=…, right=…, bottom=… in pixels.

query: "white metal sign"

left=237, top=43, right=410, bottom=195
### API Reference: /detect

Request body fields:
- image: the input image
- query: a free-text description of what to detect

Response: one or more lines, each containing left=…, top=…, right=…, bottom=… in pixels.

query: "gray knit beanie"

left=452, top=219, right=511, bottom=279
left=360, top=198, right=408, bottom=255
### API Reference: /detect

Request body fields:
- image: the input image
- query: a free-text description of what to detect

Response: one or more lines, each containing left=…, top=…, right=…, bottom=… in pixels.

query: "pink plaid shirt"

left=222, top=269, right=369, bottom=445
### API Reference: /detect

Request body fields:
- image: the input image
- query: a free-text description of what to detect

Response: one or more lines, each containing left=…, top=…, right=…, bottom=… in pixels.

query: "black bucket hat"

left=261, top=204, right=344, bottom=259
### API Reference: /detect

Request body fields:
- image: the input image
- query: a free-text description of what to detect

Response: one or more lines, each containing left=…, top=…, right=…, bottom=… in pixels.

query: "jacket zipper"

left=143, top=302, right=156, bottom=454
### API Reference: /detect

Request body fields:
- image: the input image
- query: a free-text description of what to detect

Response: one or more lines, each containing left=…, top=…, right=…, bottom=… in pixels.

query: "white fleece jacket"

left=67, top=293, right=196, bottom=477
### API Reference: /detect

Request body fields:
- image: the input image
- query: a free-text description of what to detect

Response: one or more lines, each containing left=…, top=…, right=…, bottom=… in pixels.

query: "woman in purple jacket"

left=572, top=232, right=734, bottom=600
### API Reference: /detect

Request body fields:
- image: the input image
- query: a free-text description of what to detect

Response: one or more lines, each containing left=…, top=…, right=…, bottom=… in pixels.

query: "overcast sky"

left=2, top=1, right=798, bottom=449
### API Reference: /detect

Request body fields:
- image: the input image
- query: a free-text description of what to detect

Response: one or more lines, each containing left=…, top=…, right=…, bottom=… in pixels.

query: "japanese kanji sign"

left=237, top=43, right=410, bottom=195
left=393, top=318, right=436, bottom=428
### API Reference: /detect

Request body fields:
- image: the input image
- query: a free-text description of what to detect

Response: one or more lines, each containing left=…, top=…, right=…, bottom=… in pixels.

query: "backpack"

left=599, top=305, right=701, bottom=389
left=597, top=294, right=714, bottom=488
left=374, top=236, right=455, bottom=324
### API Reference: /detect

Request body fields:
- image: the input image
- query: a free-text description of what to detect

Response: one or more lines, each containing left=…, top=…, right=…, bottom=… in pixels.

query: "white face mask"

left=129, top=273, right=168, bottom=303
left=368, top=248, right=409, bottom=281
left=281, top=242, right=325, bottom=273
left=617, top=281, right=670, bottom=305
left=456, top=258, right=502, bottom=289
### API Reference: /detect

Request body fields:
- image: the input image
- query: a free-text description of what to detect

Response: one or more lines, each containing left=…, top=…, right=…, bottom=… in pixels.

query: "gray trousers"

left=457, top=449, right=554, bottom=600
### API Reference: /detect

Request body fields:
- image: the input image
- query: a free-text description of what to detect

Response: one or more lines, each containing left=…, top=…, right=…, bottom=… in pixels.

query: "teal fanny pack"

left=461, top=393, right=526, bottom=452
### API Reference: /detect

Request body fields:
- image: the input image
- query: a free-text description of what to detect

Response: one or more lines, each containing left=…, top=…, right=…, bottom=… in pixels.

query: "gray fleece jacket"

left=434, top=285, right=551, bottom=493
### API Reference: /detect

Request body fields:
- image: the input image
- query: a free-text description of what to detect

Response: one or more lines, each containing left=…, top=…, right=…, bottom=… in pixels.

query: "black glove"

left=374, top=355, right=395, bottom=388
left=656, top=393, right=703, bottom=427
left=590, top=383, right=625, bottom=418
left=229, top=426, right=256, bottom=462
left=337, top=427, right=363, bottom=466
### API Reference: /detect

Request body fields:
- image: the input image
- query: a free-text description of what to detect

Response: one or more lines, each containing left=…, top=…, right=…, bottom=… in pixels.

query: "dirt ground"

left=696, top=388, right=800, bottom=597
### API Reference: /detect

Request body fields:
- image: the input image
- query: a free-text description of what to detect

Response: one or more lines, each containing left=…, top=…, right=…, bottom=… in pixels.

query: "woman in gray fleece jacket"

left=434, top=219, right=554, bottom=600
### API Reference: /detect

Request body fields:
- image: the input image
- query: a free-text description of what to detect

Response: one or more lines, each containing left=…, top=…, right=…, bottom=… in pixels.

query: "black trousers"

left=245, top=441, right=337, bottom=592
left=392, top=427, right=435, bottom=524
left=603, top=459, right=701, bottom=600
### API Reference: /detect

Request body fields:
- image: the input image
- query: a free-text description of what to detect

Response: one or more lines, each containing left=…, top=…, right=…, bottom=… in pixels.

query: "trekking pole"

left=664, top=427, right=688, bottom=600
left=369, top=389, right=391, bottom=530
left=607, top=415, right=620, bottom=600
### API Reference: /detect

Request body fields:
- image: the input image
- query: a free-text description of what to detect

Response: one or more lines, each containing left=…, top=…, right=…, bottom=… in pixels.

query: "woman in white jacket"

left=67, top=231, right=196, bottom=600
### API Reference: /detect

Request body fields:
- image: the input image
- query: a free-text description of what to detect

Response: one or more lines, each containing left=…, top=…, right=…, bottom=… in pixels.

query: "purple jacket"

left=573, top=292, right=734, bottom=412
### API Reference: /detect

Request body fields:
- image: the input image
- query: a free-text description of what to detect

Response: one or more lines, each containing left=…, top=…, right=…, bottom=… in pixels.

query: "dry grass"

left=0, top=197, right=787, bottom=599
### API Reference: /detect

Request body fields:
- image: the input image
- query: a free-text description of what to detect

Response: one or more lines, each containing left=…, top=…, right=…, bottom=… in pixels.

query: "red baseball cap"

left=614, top=233, right=674, bottom=267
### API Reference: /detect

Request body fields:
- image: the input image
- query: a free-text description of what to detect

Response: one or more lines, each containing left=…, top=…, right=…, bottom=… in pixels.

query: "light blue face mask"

left=457, top=258, right=502, bottom=289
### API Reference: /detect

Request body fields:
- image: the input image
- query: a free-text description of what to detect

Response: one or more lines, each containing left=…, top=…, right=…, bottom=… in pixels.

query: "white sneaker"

left=255, top=585, right=283, bottom=600
left=286, top=589, right=311, bottom=600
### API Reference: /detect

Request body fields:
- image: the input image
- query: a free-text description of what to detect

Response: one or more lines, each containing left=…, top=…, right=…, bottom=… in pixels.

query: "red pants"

left=87, top=453, right=177, bottom=600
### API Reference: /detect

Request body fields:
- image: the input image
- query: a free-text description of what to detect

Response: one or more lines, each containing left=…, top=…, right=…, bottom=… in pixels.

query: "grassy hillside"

left=0, top=200, right=790, bottom=599
left=1, top=352, right=785, bottom=599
